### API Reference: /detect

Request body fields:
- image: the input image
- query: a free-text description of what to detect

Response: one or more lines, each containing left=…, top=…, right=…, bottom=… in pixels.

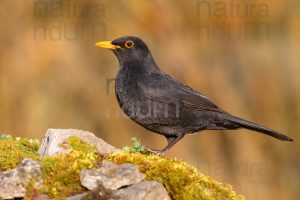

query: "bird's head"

left=95, top=36, right=151, bottom=65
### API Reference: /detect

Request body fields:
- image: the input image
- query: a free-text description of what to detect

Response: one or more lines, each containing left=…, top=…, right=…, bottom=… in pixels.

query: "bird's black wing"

left=137, top=72, right=294, bottom=141
left=137, top=72, right=225, bottom=113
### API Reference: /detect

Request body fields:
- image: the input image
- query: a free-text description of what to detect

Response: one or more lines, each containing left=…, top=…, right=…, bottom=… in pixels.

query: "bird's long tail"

left=226, top=115, right=294, bottom=141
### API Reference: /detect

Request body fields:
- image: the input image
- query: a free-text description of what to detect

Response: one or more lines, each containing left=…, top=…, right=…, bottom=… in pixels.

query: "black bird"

left=96, top=36, right=293, bottom=154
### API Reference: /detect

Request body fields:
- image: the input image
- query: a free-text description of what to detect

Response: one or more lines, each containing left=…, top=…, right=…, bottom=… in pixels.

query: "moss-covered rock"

left=107, top=137, right=244, bottom=200
left=31, top=136, right=101, bottom=199
left=0, top=133, right=245, bottom=200
left=106, top=152, right=244, bottom=200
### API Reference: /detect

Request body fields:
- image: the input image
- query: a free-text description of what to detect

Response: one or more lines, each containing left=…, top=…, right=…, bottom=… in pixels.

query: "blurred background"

left=0, top=0, right=299, bottom=199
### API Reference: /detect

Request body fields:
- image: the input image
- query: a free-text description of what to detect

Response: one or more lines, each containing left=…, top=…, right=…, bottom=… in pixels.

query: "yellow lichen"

left=0, top=135, right=40, bottom=171
left=106, top=151, right=245, bottom=200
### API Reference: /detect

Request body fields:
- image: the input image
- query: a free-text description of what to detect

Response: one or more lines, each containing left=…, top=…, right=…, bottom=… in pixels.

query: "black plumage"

left=96, top=36, right=293, bottom=154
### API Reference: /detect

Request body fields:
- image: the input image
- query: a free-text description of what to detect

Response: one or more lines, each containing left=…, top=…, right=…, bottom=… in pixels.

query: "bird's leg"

left=143, top=134, right=185, bottom=155
left=162, top=134, right=185, bottom=153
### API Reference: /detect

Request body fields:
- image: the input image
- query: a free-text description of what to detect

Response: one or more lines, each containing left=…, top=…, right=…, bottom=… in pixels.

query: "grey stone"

left=114, top=181, right=171, bottom=200
left=67, top=192, right=87, bottom=200
left=80, top=161, right=145, bottom=190
left=0, top=158, right=41, bottom=199
left=38, top=129, right=119, bottom=156
left=74, top=184, right=120, bottom=200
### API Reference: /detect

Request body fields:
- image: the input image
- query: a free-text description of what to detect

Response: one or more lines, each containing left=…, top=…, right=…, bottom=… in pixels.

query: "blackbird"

left=96, top=36, right=293, bottom=154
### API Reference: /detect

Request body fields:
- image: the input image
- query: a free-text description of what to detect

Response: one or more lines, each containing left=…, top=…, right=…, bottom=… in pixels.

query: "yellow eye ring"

left=125, top=40, right=134, bottom=48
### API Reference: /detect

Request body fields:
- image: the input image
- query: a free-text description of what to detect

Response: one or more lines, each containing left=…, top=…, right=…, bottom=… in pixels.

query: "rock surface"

left=115, top=181, right=171, bottom=200
left=0, top=158, right=41, bottom=199
left=80, top=161, right=146, bottom=190
left=38, top=129, right=118, bottom=156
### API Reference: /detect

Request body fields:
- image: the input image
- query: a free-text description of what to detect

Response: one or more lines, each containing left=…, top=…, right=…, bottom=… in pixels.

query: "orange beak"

left=95, top=41, right=121, bottom=50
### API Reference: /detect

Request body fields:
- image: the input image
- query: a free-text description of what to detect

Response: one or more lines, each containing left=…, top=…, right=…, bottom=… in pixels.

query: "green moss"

left=0, top=135, right=40, bottom=171
left=34, top=136, right=101, bottom=199
left=106, top=151, right=245, bottom=200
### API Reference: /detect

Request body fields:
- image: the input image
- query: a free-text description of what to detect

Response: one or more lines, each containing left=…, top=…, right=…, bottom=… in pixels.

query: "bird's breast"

left=115, top=68, right=144, bottom=119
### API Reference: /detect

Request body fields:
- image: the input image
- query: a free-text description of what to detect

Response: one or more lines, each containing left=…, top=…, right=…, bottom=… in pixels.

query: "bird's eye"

left=125, top=40, right=134, bottom=48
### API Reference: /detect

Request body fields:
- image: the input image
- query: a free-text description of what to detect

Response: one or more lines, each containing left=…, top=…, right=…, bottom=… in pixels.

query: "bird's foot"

left=142, top=145, right=166, bottom=155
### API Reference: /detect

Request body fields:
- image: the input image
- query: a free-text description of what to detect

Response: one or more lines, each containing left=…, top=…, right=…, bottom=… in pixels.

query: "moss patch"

left=106, top=151, right=245, bottom=200
left=67, top=136, right=98, bottom=153
left=35, top=136, right=101, bottom=198
left=0, top=134, right=40, bottom=171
